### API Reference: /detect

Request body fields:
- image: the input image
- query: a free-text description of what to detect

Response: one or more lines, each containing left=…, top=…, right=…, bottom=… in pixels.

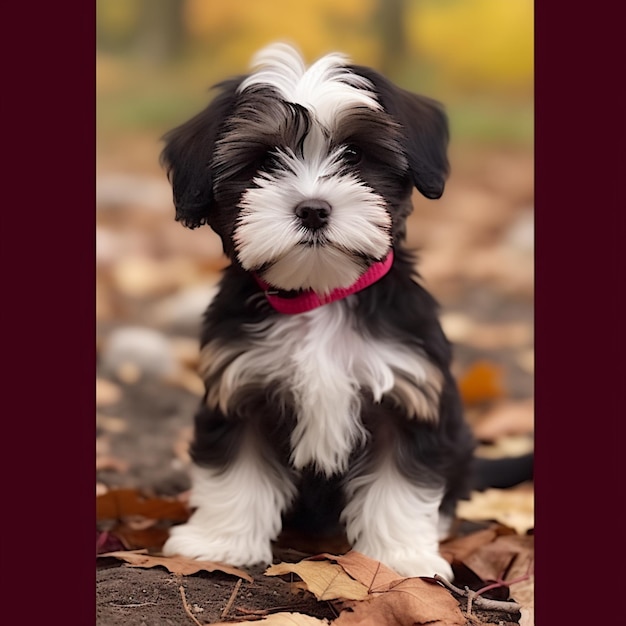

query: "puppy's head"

left=162, top=43, right=449, bottom=295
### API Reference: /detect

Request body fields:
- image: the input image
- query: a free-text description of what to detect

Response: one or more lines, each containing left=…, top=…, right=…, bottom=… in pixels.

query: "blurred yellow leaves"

left=98, top=0, right=534, bottom=103
left=410, top=0, right=534, bottom=94
left=184, top=0, right=379, bottom=69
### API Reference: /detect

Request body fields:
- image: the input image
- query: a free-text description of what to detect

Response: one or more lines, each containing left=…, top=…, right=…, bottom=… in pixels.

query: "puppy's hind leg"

left=164, top=410, right=296, bottom=566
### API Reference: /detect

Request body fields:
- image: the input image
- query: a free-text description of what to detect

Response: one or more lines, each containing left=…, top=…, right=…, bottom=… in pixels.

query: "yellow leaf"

left=98, top=549, right=253, bottom=582
left=457, top=485, right=534, bottom=534
left=266, top=560, right=369, bottom=601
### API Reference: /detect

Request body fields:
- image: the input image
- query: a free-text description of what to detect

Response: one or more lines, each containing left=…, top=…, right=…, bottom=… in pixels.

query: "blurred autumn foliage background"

left=96, top=0, right=534, bottom=525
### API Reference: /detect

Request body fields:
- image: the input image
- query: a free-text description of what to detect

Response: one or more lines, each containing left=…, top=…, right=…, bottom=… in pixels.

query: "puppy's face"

left=162, top=44, right=450, bottom=295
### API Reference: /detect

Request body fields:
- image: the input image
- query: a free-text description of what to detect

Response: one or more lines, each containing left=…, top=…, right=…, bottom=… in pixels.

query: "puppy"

left=161, top=43, right=475, bottom=580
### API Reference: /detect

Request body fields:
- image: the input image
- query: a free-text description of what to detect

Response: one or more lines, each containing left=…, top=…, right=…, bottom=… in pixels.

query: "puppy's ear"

left=350, top=66, right=449, bottom=199
left=160, top=77, right=242, bottom=228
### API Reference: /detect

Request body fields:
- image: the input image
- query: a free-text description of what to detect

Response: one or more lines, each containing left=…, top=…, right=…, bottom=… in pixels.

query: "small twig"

left=221, top=577, right=243, bottom=619
left=466, top=588, right=475, bottom=616
left=179, top=585, right=203, bottom=626
left=433, top=575, right=521, bottom=614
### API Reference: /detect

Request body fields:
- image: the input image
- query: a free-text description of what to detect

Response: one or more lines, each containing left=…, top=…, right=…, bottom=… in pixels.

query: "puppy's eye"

left=343, top=145, right=362, bottom=165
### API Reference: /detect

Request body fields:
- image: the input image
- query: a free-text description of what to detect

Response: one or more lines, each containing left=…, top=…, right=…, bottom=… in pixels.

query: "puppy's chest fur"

left=201, top=298, right=442, bottom=477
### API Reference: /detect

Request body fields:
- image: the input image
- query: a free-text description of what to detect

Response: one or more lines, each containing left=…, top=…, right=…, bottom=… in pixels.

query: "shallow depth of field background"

left=96, top=0, right=534, bottom=504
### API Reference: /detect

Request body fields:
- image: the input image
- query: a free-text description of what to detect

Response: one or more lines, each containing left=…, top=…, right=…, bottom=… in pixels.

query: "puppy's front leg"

left=341, top=459, right=453, bottom=580
left=163, top=409, right=296, bottom=566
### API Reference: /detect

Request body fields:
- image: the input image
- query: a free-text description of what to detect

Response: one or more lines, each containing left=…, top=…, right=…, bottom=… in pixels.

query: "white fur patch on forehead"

left=238, top=43, right=381, bottom=122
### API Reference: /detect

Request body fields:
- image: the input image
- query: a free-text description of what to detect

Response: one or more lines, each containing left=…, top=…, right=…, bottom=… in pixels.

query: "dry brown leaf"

left=334, top=577, right=466, bottom=626
left=464, top=534, right=534, bottom=582
left=212, top=613, right=331, bottom=625
left=458, top=360, right=505, bottom=406
left=99, top=549, right=253, bottom=581
left=266, top=560, right=369, bottom=601
left=314, top=551, right=402, bottom=592
left=473, top=399, right=534, bottom=441
left=457, top=486, right=534, bottom=534
left=439, top=527, right=499, bottom=564
left=96, top=488, right=189, bottom=522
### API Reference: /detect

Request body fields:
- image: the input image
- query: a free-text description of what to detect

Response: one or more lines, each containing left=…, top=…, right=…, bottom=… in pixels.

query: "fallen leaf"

left=212, top=613, right=331, bottom=625
left=458, top=360, right=505, bottom=406
left=314, top=551, right=402, bottom=592
left=464, top=534, right=534, bottom=583
left=266, top=560, right=369, bottom=601
left=457, top=486, right=534, bottom=534
left=98, top=550, right=253, bottom=581
left=96, top=488, right=189, bottom=522
left=440, top=527, right=499, bottom=564
left=334, top=577, right=466, bottom=625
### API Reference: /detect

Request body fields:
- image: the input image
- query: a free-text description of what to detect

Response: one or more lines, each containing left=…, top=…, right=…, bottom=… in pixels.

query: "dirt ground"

left=96, top=141, right=534, bottom=625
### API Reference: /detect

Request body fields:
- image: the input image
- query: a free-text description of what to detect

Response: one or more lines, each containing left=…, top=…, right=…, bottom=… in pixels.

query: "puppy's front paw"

left=163, top=522, right=272, bottom=567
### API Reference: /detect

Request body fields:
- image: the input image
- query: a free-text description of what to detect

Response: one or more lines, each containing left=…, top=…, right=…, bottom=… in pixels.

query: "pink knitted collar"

left=254, top=250, right=394, bottom=314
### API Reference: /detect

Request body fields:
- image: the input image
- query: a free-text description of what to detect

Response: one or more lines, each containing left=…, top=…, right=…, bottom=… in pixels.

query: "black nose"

left=294, top=199, right=332, bottom=230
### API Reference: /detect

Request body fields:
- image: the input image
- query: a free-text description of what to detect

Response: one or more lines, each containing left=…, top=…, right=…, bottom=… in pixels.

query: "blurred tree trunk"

left=376, top=0, right=409, bottom=77
left=134, top=0, right=185, bottom=65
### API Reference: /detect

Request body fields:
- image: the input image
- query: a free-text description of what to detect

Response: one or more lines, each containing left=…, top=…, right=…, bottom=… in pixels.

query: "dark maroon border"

left=2, top=2, right=95, bottom=622
left=3, top=4, right=620, bottom=624
left=535, top=4, right=621, bottom=623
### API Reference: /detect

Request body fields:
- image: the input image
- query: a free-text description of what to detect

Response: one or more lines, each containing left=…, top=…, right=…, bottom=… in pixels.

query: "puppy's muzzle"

left=294, top=199, right=332, bottom=231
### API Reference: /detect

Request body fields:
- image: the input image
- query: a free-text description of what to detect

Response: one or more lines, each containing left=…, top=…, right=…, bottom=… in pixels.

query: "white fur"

left=239, top=43, right=381, bottom=129
left=200, top=300, right=442, bottom=477
left=341, top=459, right=453, bottom=579
left=162, top=443, right=296, bottom=565
left=234, top=148, right=391, bottom=294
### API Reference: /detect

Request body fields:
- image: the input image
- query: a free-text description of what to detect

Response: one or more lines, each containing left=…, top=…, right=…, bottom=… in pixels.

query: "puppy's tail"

left=471, top=452, right=534, bottom=491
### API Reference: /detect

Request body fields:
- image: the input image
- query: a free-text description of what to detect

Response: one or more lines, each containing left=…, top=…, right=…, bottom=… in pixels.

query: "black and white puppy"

left=161, top=43, right=475, bottom=580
